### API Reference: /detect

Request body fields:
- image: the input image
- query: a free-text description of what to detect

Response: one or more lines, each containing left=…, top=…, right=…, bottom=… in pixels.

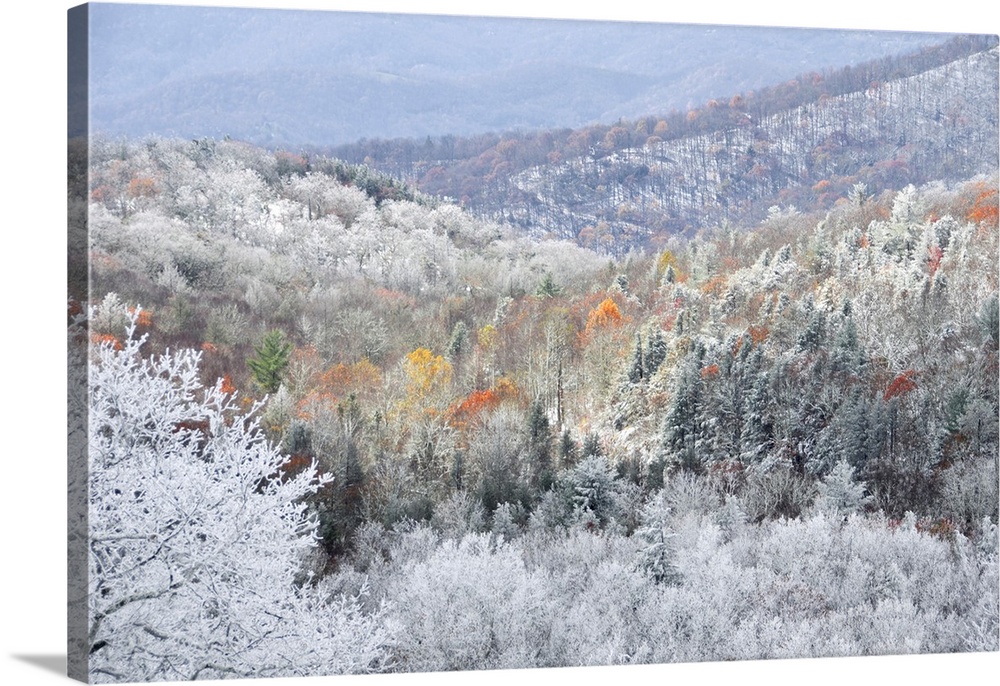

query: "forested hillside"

left=335, top=36, right=998, bottom=251
left=74, top=130, right=998, bottom=680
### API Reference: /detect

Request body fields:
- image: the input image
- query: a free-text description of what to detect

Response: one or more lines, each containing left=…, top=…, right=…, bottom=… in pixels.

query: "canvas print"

left=67, top=2, right=1000, bottom=683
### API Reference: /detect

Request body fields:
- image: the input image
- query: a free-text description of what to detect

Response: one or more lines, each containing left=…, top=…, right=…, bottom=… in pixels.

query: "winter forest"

left=68, top=16, right=999, bottom=685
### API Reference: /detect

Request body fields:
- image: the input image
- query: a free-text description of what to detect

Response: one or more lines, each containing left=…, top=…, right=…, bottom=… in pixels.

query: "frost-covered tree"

left=978, top=293, right=999, bottom=350
left=662, top=343, right=707, bottom=472
left=634, top=492, right=681, bottom=584
left=560, top=454, right=622, bottom=527
left=386, top=534, right=551, bottom=671
left=814, top=459, right=872, bottom=516
left=87, top=315, right=391, bottom=682
left=643, top=327, right=667, bottom=378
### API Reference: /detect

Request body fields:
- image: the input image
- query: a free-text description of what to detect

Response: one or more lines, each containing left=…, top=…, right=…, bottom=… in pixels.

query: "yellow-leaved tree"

left=404, top=347, right=453, bottom=404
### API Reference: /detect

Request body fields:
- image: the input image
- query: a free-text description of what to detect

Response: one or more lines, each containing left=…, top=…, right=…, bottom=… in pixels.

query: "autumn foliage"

left=404, top=347, right=453, bottom=398
left=585, top=297, right=624, bottom=332
left=451, top=389, right=503, bottom=423
left=884, top=369, right=918, bottom=401
left=91, top=332, right=123, bottom=351
left=748, top=325, right=770, bottom=345
left=219, top=374, right=237, bottom=396
left=128, top=306, right=153, bottom=327
left=297, top=359, right=383, bottom=419
left=966, top=185, right=998, bottom=226
left=127, top=176, right=158, bottom=199
left=447, top=377, right=520, bottom=430
left=321, top=359, right=382, bottom=397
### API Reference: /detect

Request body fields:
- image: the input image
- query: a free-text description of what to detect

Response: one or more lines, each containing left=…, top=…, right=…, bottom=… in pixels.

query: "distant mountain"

left=496, top=43, right=1000, bottom=248
left=84, top=3, right=954, bottom=146
left=332, top=36, right=998, bottom=251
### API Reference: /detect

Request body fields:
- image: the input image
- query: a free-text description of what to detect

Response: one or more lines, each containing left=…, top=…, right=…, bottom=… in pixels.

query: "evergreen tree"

left=283, top=421, right=313, bottom=455
left=832, top=313, right=864, bottom=372
left=613, top=273, right=630, bottom=294
left=978, top=294, right=999, bottom=350
left=448, top=321, right=470, bottom=357
left=663, top=345, right=706, bottom=472
left=739, top=368, right=772, bottom=464
left=526, top=400, right=554, bottom=491
left=536, top=272, right=562, bottom=297
left=562, top=454, right=620, bottom=526
left=675, top=309, right=687, bottom=336
left=626, top=334, right=644, bottom=384
left=645, top=453, right=667, bottom=491
left=247, top=329, right=292, bottom=393
left=451, top=450, right=465, bottom=492
left=644, top=328, right=668, bottom=377
left=635, top=492, right=681, bottom=584
left=815, top=459, right=871, bottom=516
left=581, top=431, right=603, bottom=459
left=559, top=429, right=578, bottom=468
left=811, top=390, right=885, bottom=477
left=797, top=308, right=826, bottom=353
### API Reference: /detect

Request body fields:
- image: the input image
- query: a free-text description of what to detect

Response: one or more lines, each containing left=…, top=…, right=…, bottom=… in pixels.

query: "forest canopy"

left=71, top=128, right=999, bottom=681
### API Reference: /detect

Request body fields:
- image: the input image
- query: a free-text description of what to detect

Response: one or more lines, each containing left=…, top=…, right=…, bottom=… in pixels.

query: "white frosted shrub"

left=387, top=534, right=551, bottom=671
left=431, top=490, right=487, bottom=539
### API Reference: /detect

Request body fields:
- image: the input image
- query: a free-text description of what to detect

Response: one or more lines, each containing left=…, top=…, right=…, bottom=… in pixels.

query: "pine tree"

left=644, top=328, right=667, bottom=377
left=978, top=294, right=999, bottom=350
left=663, top=346, right=706, bottom=472
left=559, top=429, right=578, bottom=468
left=815, top=460, right=871, bottom=515
left=247, top=329, right=292, bottom=393
left=832, top=312, right=864, bottom=372
left=562, top=454, right=620, bottom=526
left=581, top=431, right=603, bottom=459
left=739, top=368, right=772, bottom=464
left=526, top=400, right=554, bottom=491
left=627, top=334, right=644, bottom=384
left=448, top=320, right=470, bottom=357
left=536, top=272, right=562, bottom=297
left=613, top=273, right=630, bottom=294
left=634, top=492, right=681, bottom=584
left=797, top=308, right=826, bottom=353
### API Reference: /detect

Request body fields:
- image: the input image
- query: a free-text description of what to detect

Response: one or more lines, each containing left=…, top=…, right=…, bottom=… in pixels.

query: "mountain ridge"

left=328, top=35, right=998, bottom=251
left=85, top=3, right=955, bottom=146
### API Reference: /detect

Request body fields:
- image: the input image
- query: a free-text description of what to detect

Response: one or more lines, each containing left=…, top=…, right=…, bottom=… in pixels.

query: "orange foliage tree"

left=701, top=363, right=721, bottom=379
left=927, top=245, right=944, bottom=277
left=966, top=186, right=998, bottom=226
left=127, top=306, right=153, bottom=328
left=297, top=358, right=382, bottom=420
left=584, top=297, right=624, bottom=335
left=91, top=333, right=123, bottom=351
left=447, top=378, right=519, bottom=430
